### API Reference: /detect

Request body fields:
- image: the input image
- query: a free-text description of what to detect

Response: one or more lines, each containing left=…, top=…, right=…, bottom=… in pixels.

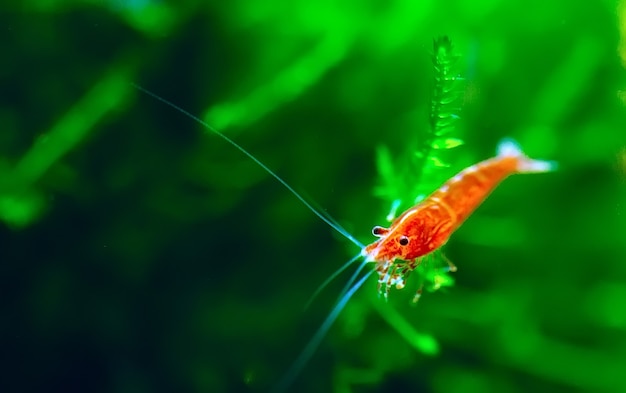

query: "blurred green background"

left=2, top=1, right=626, bottom=392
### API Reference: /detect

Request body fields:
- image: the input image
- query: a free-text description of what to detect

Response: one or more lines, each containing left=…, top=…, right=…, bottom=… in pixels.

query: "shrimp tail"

left=497, top=138, right=558, bottom=173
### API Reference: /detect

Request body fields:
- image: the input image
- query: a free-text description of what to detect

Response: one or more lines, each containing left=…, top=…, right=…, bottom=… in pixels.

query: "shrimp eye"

left=372, top=226, right=388, bottom=237
left=398, top=236, right=410, bottom=246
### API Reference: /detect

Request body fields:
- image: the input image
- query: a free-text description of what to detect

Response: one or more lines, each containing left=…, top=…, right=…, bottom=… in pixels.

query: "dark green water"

left=1, top=1, right=625, bottom=392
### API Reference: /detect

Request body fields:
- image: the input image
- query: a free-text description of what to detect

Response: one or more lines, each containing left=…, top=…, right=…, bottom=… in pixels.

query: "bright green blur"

left=2, top=1, right=625, bottom=393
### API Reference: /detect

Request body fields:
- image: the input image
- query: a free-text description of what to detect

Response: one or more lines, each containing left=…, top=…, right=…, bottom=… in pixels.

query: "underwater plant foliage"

left=1, top=1, right=626, bottom=392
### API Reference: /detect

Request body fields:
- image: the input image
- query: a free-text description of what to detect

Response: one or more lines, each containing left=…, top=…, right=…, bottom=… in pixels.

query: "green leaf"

left=432, top=137, right=464, bottom=150
left=428, top=155, right=450, bottom=167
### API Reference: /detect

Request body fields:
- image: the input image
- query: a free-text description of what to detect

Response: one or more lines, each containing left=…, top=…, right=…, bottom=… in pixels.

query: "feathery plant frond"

left=375, top=36, right=465, bottom=218
left=411, top=36, right=464, bottom=203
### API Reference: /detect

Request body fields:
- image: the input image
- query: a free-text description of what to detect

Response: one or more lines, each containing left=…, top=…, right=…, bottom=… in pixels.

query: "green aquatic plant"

left=376, top=36, right=464, bottom=207
left=374, top=36, right=464, bottom=297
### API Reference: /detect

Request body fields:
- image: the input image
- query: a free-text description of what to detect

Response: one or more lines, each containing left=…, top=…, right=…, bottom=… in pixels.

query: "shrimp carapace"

left=363, top=138, right=556, bottom=298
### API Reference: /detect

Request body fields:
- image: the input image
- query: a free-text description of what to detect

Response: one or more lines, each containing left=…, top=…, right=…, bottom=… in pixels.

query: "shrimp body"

left=363, top=139, right=555, bottom=295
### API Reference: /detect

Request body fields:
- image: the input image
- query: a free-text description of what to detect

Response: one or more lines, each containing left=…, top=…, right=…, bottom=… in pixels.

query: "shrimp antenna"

left=334, top=258, right=371, bottom=305
left=133, top=84, right=365, bottom=249
left=271, top=269, right=374, bottom=393
left=303, top=252, right=363, bottom=310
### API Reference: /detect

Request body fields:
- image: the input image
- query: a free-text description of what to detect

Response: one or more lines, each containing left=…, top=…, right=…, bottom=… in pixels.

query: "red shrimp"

left=133, top=85, right=555, bottom=392
left=364, top=138, right=556, bottom=301
left=276, top=139, right=556, bottom=392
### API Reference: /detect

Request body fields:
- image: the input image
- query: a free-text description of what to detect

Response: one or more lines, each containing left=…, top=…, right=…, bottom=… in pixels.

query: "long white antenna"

left=133, top=84, right=365, bottom=249
left=304, top=251, right=363, bottom=310
left=271, top=269, right=375, bottom=393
